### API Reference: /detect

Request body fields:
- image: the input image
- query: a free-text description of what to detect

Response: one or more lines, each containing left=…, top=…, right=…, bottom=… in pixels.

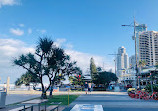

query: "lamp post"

left=122, top=17, right=140, bottom=89
left=108, top=53, right=120, bottom=75
left=150, top=71, right=154, bottom=94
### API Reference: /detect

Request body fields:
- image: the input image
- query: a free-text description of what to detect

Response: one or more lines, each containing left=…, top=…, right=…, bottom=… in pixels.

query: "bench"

left=9, top=105, right=31, bottom=111
left=46, top=105, right=59, bottom=111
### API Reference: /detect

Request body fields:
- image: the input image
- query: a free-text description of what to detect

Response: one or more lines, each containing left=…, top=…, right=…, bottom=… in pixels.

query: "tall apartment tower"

left=116, top=46, right=129, bottom=78
left=135, top=24, right=147, bottom=61
left=139, top=31, right=158, bottom=66
left=129, top=55, right=136, bottom=69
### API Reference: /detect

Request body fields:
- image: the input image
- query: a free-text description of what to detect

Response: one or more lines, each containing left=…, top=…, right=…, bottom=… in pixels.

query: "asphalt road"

left=6, top=94, right=40, bottom=105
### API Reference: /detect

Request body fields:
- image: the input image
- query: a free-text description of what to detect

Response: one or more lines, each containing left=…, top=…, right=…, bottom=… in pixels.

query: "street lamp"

left=122, top=17, right=140, bottom=89
left=150, top=71, right=154, bottom=94
left=108, top=53, right=121, bottom=75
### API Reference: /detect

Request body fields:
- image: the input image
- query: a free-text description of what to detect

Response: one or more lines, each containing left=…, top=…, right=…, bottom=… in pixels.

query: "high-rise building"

left=135, top=24, right=147, bottom=61
left=116, top=46, right=129, bottom=78
left=139, top=31, right=158, bottom=66
left=129, top=55, right=136, bottom=69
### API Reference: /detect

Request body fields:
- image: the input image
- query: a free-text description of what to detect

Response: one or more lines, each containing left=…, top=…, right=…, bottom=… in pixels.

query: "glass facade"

left=135, top=24, right=147, bottom=61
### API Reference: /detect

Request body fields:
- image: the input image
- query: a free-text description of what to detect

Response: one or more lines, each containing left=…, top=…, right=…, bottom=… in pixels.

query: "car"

left=125, top=84, right=132, bottom=89
left=0, top=87, right=3, bottom=91
left=35, top=88, right=42, bottom=91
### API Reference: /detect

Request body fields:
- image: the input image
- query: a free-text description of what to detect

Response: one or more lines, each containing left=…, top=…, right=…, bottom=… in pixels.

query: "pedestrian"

left=88, top=83, right=92, bottom=93
left=109, top=84, right=112, bottom=90
left=84, top=82, right=88, bottom=94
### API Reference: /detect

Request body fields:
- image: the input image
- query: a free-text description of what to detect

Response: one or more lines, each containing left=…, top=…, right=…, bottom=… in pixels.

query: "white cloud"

left=37, top=29, right=47, bottom=34
left=65, top=43, right=73, bottom=49
left=19, top=24, right=24, bottom=27
left=0, top=39, right=34, bottom=83
left=0, top=38, right=114, bottom=84
left=28, top=28, right=32, bottom=34
left=0, top=0, right=20, bottom=8
left=65, top=49, right=114, bottom=73
left=0, top=38, right=24, bottom=47
left=54, top=38, right=66, bottom=47
left=41, top=29, right=46, bottom=34
left=54, top=38, right=73, bottom=49
left=54, top=38, right=114, bottom=73
left=10, top=28, right=24, bottom=36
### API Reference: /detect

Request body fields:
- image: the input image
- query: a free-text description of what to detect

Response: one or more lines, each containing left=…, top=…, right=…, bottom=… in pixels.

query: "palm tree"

left=138, top=60, right=146, bottom=89
left=152, top=63, right=158, bottom=83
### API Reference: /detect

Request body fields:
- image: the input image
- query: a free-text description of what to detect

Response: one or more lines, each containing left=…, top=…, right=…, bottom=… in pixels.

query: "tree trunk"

left=49, top=84, right=53, bottom=97
left=33, top=84, right=36, bottom=90
left=41, top=86, right=47, bottom=99
left=40, top=77, right=47, bottom=99
left=41, top=91, right=47, bottom=99
left=49, top=75, right=57, bottom=97
left=49, top=80, right=54, bottom=97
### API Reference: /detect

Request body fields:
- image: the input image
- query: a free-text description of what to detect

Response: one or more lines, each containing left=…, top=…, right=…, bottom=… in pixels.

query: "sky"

left=1, top=0, right=158, bottom=83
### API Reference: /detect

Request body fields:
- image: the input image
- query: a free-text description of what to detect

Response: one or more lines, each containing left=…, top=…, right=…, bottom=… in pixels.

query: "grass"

left=45, top=95, right=80, bottom=105
left=7, top=95, right=80, bottom=106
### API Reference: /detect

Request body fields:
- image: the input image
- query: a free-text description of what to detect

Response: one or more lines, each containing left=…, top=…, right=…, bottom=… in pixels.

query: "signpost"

left=66, top=86, right=70, bottom=106
left=6, top=77, right=10, bottom=94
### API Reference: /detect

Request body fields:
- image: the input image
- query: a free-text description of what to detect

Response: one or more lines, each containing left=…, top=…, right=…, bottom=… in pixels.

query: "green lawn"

left=8, top=95, right=79, bottom=106
left=45, top=95, right=80, bottom=105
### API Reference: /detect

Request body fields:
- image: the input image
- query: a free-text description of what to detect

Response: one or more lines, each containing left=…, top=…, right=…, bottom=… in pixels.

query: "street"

left=6, top=94, right=40, bottom=105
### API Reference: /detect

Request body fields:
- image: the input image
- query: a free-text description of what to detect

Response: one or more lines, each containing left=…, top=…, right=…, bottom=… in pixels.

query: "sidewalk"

left=63, top=92, right=158, bottom=111
left=0, top=105, right=66, bottom=111
left=7, top=90, right=127, bottom=95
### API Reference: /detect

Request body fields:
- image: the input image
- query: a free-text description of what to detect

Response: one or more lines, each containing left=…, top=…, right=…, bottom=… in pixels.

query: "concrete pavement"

left=4, top=90, right=158, bottom=111
left=63, top=92, right=158, bottom=111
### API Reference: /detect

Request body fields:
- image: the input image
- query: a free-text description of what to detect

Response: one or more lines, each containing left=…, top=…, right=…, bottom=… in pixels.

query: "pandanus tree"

left=45, top=48, right=81, bottom=96
left=15, top=72, right=40, bottom=90
left=14, top=37, right=80, bottom=98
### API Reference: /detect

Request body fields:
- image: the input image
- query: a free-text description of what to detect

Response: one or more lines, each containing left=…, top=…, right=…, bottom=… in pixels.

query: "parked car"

left=35, top=88, right=42, bottom=91
left=0, top=87, right=3, bottom=91
left=125, top=84, right=132, bottom=89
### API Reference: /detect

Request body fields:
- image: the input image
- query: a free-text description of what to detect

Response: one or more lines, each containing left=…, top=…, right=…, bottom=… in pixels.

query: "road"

left=63, top=92, right=158, bottom=111
left=6, top=94, right=40, bottom=105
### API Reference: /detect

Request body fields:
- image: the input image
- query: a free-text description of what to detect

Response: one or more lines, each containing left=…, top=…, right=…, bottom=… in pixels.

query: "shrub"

left=145, top=84, right=158, bottom=92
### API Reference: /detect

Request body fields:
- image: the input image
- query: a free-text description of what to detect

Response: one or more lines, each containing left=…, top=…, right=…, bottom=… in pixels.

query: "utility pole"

left=122, top=17, right=143, bottom=89
left=108, top=53, right=120, bottom=74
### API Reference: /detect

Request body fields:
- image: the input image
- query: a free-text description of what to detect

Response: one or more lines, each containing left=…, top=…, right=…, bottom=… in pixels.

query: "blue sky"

left=1, top=0, right=158, bottom=56
left=1, top=0, right=158, bottom=83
